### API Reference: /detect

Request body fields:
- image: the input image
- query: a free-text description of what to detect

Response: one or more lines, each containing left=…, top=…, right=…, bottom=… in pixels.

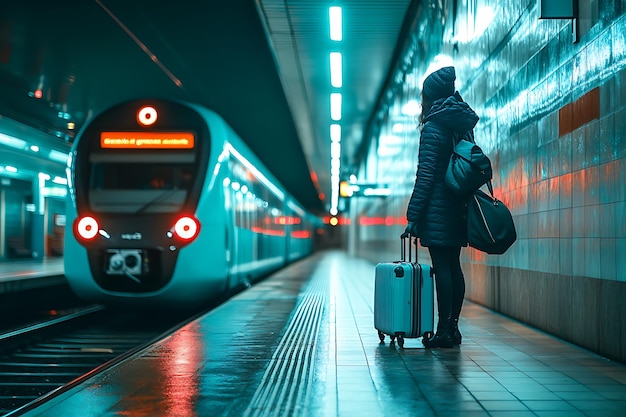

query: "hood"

left=424, top=92, right=479, bottom=133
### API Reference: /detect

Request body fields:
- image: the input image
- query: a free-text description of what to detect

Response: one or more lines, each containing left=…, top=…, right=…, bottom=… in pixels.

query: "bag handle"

left=400, top=232, right=418, bottom=262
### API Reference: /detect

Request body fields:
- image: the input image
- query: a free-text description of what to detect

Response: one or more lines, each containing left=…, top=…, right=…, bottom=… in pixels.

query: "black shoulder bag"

left=467, top=182, right=517, bottom=255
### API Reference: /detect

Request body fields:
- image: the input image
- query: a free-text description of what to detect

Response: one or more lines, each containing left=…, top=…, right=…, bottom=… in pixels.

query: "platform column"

left=30, top=173, right=46, bottom=259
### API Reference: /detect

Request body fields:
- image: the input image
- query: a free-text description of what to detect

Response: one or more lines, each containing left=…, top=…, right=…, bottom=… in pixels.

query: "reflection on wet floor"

left=16, top=251, right=626, bottom=417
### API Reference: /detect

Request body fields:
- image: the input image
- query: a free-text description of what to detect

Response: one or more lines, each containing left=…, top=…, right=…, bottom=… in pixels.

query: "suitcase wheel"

left=397, top=335, right=405, bottom=348
left=378, top=330, right=385, bottom=343
left=423, top=331, right=434, bottom=341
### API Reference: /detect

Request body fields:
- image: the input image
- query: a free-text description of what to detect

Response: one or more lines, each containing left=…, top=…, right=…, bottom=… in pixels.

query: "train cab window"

left=88, top=162, right=196, bottom=213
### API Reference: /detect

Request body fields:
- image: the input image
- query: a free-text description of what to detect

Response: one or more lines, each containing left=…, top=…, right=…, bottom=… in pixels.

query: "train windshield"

left=88, top=160, right=196, bottom=213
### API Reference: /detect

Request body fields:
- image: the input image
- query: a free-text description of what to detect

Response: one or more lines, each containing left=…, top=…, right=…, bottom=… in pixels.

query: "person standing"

left=405, top=66, right=479, bottom=348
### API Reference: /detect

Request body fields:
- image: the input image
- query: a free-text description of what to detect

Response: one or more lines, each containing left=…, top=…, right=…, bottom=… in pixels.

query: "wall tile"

left=537, top=179, right=549, bottom=211
left=536, top=144, right=549, bottom=181
left=529, top=181, right=539, bottom=213
left=616, top=107, right=626, bottom=159
left=559, top=207, right=572, bottom=238
left=617, top=238, right=626, bottom=282
left=572, top=237, right=586, bottom=276
left=538, top=211, right=549, bottom=238
left=613, top=158, right=626, bottom=203
left=600, top=76, right=616, bottom=116
left=529, top=212, right=538, bottom=239
left=548, top=177, right=560, bottom=211
left=547, top=140, right=560, bottom=178
left=571, top=169, right=585, bottom=207
left=558, top=133, right=572, bottom=175
left=600, top=238, right=617, bottom=280
left=585, top=120, right=601, bottom=168
left=559, top=237, right=573, bottom=276
left=547, top=238, right=560, bottom=274
left=598, top=114, right=616, bottom=164
left=559, top=172, right=573, bottom=208
left=599, top=203, right=617, bottom=238
left=584, top=205, right=601, bottom=238
left=572, top=206, right=584, bottom=237
left=584, top=165, right=600, bottom=206
left=572, top=128, right=586, bottom=171
left=584, top=238, right=602, bottom=278
left=616, top=201, right=626, bottom=238
left=598, top=161, right=616, bottom=204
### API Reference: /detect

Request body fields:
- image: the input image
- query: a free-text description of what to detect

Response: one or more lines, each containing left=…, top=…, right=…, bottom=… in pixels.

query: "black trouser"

left=427, top=246, right=465, bottom=322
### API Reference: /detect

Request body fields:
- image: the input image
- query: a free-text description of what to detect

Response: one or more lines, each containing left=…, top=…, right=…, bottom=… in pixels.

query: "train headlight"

left=76, top=216, right=99, bottom=240
left=173, top=216, right=199, bottom=241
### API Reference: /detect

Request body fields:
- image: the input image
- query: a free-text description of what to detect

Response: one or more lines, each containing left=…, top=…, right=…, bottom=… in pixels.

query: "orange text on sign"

left=100, top=132, right=195, bottom=149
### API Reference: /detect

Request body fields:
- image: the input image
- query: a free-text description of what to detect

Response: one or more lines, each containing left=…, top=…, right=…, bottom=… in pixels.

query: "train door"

left=223, top=173, right=237, bottom=289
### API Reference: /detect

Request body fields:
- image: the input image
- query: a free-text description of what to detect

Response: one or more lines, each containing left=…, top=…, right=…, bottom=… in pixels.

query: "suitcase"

left=374, top=233, right=434, bottom=347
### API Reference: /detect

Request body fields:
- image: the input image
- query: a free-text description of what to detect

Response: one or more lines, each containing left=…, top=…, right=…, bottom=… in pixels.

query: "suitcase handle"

left=400, top=232, right=418, bottom=262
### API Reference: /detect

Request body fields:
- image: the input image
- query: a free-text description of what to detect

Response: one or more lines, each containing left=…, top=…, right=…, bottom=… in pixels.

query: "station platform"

left=0, top=257, right=65, bottom=293
left=19, top=250, right=626, bottom=417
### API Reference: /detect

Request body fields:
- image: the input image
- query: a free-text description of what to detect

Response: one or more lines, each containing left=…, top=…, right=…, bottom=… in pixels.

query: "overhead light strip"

left=330, top=93, right=342, bottom=121
left=330, top=52, right=342, bottom=88
left=328, top=6, right=343, bottom=216
left=329, top=7, right=343, bottom=41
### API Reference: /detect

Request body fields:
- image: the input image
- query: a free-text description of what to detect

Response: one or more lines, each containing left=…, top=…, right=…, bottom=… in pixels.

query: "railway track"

left=0, top=304, right=201, bottom=416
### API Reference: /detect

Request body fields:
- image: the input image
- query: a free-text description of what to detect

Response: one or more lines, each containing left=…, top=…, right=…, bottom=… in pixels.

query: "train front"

left=64, top=100, right=211, bottom=307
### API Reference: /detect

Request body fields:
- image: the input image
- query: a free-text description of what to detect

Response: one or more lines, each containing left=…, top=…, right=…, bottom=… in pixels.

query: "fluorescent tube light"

left=331, top=142, right=341, bottom=159
left=329, top=7, right=342, bottom=41
left=0, top=133, right=27, bottom=149
left=330, top=52, right=342, bottom=88
left=330, top=124, right=341, bottom=142
left=330, top=93, right=342, bottom=121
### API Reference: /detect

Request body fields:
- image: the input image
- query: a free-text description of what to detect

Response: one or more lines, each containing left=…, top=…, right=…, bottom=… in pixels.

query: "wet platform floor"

left=21, top=250, right=626, bottom=417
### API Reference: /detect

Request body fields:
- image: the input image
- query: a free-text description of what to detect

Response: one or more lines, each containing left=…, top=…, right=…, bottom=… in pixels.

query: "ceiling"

left=0, top=0, right=414, bottom=215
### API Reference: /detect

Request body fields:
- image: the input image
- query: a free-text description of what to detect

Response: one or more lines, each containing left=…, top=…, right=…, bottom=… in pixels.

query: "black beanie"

left=422, top=66, right=456, bottom=100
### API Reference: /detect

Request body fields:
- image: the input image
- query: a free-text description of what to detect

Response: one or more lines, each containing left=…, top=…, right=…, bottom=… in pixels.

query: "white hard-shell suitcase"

left=374, top=233, right=434, bottom=347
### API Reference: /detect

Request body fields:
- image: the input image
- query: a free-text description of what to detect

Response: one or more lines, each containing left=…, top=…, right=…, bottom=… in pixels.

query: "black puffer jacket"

left=406, top=93, right=479, bottom=247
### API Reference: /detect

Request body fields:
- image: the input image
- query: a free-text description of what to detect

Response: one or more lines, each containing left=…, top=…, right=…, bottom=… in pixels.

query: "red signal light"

left=76, top=216, right=99, bottom=240
left=174, top=216, right=199, bottom=240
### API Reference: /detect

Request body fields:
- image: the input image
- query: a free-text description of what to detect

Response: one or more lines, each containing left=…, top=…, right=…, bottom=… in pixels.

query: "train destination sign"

left=100, top=132, right=195, bottom=149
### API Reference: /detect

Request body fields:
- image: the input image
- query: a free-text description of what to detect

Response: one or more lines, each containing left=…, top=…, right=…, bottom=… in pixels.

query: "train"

left=64, top=99, right=318, bottom=309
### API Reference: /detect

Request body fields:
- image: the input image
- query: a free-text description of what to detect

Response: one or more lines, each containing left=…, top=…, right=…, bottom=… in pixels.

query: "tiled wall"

left=356, top=1, right=626, bottom=362
left=471, top=5, right=626, bottom=282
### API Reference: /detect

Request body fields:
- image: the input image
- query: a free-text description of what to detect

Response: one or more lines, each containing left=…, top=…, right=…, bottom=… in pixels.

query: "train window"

left=88, top=162, right=195, bottom=213
left=90, top=163, right=194, bottom=190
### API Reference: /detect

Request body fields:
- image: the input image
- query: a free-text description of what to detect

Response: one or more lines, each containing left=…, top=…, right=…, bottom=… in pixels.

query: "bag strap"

left=486, top=180, right=494, bottom=196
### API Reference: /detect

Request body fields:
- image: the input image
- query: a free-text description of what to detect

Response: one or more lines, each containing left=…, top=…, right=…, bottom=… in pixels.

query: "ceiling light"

left=0, top=133, right=27, bottom=149
left=49, top=150, right=69, bottom=164
left=329, top=7, right=342, bottom=41
left=330, top=52, right=342, bottom=87
left=330, top=93, right=342, bottom=121
left=331, top=142, right=341, bottom=159
left=330, top=124, right=341, bottom=142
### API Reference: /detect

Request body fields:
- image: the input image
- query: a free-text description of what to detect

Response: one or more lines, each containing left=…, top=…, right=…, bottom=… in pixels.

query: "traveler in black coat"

left=405, top=66, right=479, bottom=348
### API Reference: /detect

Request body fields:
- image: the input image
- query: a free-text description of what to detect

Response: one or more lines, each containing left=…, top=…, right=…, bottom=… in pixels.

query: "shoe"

left=453, top=318, right=462, bottom=345
left=423, top=316, right=455, bottom=348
